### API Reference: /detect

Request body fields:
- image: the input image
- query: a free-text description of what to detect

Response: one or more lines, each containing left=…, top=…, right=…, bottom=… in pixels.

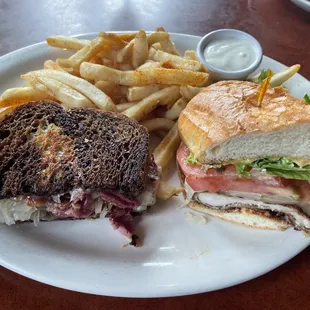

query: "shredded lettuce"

left=186, top=152, right=199, bottom=164
left=235, top=158, right=310, bottom=180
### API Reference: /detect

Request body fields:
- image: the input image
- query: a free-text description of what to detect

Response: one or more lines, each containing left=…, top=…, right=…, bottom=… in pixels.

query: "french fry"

left=97, top=49, right=119, bottom=62
left=270, top=64, right=301, bottom=87
left=248, top=64, right=301, bottom=87
left=22, top=74, right=95, bottom=109
left=153, top=122, right=181, bottom=169
left=164, top=97, right=188, bottom=120
left=98, top=32, right=127, bottom=48
left=184, top=50, right=197, bottom=60
left=141, top=118, right=175, bottom=132
left=117, top=39, right=135, bottom=63
left=152, top=43, right=164, bottom=51
left=132, top=30, right=148, bottom=69
left=90, top=56, right=103, bottom=65
left=101, top=58, right=119, bottom=69
left=116, top=102, right=136, bottom=112
left=149, top=47, right=202, bottom=71
left=137, top=60, right=162, bottom=70
left=155, top=130, right=168, bottom=139
left=180, top=85, right=203, bottom=100
left=156, top=27, right=181, bottom=56
left=127, top=85, right=163, bottom=101
left=0, top=86, right=54, bottom=108
left=46, top=35, right=90, bottom=50
left=80, top=63, right=209, bottom=86
left=119, top=63, right=134, bottom=71
left=22, top=70, right=116, bottom=111
left=68, top=37, right=106, bottom=70
left=147, top=32, right=169, bottom=46
left=44, top=60, right=67, bottom=72
left=116, top=33, right=138, bottom=42
left=122, top=86, right=180, bottom=121
left=56, top=58, right=79, bottom=75
left=95, top=80, right=116, bottom=94
left=156, top=181, right=183, bottom=200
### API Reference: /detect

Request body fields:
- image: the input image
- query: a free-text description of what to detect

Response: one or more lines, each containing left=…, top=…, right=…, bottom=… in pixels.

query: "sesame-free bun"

left=178, top=80, right=310, bottom=166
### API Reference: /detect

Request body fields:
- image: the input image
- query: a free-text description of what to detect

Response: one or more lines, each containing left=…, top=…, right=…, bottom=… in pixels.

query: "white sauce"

left=203, top=38, right=256, bottom=71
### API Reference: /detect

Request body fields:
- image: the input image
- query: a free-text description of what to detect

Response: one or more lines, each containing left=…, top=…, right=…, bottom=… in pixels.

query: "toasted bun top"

left=178, top=80, right=310, bottom=162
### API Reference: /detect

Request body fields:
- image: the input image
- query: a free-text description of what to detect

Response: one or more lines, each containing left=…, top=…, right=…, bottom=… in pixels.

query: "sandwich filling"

left=0, top=156, right=159, bottom=242
left=177, top=143, right=310, bottom=231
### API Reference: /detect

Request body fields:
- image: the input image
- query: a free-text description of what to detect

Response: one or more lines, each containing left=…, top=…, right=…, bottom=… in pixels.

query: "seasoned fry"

left=156, top=181, right=183, bottom=200
left=97, top=49, right=119, bottom=61
left=184, top=50, right=197, bottom=60
left=127, top=85, right=163, bottom=101
left=270, top=64, right=301, bottom=87
left=137, top=60, right=162, bottom=70
left=68, top=37, right=106, bottom=70
left=153, top=122, right=181, bottom=169
left=46, top=35, right=90, bottom=50
left=147, top=32, right=169, bottom=46
left=132, top=30, right=148, bottom=68
left=164, top=97, right=188, bottom=120
left=116, top=102, right=136, bottom=112
left=141, top=118, right=175, bottom=132
left=56, top=58, right=71, bottom=68
left=44, top=60, right=67, bottom=71
left=22, top=74, right=94, bottom=109
left=180, top=85, right=203, bottom=100
left=119, top=63, right=134, bottom=71
left=149, top=47, right=202, bottom=71
left=155, top=130, right=168, bottom=139
left=98, top=32, right=127, bottom=48
left=156, top=27, right=180, bottom=56
left=248, top=64, right=301, bottom=87
left=101, top=58, right=119, bottom=69
left=151, top=43, right=164, bottom=51
left=122, top=86, right=180, bottom=121
left=95, top=80, right=116, bottom=94
left=0, top=86, right=54, bottom=108
left=116, top=33, right=138, bottom=42
left=80, top=63, right=209, bottom=86
left=90, top=56, right=103, bottom=64
left=117, top=39, right=135, bottom=63
left=22, top=70, right=116, bottom=111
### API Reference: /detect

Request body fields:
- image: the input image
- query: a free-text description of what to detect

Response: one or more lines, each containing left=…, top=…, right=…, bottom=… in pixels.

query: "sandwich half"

left=0, top=101, right=159, bottom=245
left=177, top=80, right=310, bottom=232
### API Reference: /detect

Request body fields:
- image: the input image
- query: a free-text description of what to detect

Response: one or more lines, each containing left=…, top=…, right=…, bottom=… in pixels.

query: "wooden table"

left=1, top=0, right=309, bottom=309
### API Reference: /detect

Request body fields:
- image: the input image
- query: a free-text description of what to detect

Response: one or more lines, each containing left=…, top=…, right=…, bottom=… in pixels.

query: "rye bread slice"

left=0, top=100, right=149, bottom=198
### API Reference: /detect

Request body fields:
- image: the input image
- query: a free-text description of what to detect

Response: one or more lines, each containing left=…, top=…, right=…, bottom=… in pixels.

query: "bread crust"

left=178, top=80, right=310, bottom=161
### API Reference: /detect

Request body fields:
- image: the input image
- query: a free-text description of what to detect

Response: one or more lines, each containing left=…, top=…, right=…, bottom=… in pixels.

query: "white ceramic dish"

left=0, top=32, right=309, bottom=298
left=291, top=0, right=310, bottom=12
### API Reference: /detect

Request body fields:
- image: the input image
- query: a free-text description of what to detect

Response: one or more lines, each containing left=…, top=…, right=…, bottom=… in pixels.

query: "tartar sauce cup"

left=196, top=29, right=263, bottom=81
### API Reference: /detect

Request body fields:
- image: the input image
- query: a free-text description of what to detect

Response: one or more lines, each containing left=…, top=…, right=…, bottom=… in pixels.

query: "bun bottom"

left=187, top=201, right=290, bottom=231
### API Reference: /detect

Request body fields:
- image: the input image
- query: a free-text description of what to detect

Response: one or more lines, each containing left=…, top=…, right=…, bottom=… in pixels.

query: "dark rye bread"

left=0, top=100, right=149, bottom=198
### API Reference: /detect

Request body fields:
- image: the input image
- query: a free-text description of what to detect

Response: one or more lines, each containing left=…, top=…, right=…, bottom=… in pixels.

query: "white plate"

left=0, top=32, right=309, bottom=298
left=291, top=0, right=310, bottom=12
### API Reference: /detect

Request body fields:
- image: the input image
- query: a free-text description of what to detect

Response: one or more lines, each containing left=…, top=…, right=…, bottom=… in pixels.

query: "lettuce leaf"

left=304, top=94, right=310, bottom=105
left=186, top=152, right=199, bottom=164
left=235, top=158, right=310, bottom=180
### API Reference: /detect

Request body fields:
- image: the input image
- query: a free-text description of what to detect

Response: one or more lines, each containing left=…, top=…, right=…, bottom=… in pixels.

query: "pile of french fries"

left=0, top=28, right=210, bottom=200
